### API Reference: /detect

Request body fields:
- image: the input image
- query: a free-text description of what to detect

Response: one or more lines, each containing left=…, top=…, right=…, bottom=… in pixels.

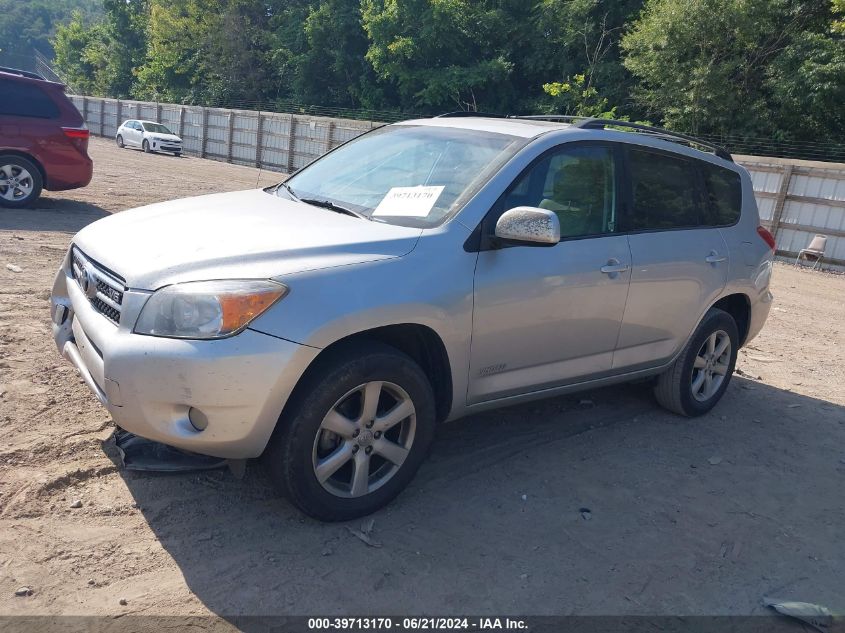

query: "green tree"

left=766, top=31, right=845, bottom=141
left=52, top=11, right=107, bottom=94
left=834, top=0, right=845, bottom=33
left=0, top=0, right=100, bottom=66
left=621, top=0, right=833, bottom=136
left=52, top=0, right=146, bottom=97
left=360, top=0, right=514, bottom=111
left=135, top=0, right=274, bottom=105
left=293, top=0, right=379, bottom=108
left=530, top=0, right=643, bottom=115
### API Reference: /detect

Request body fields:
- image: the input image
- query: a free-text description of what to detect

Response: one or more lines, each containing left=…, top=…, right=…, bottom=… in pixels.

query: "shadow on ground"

left=110, top=377, right=845, bottom=621
left=0, top=199, right=109, bottom=233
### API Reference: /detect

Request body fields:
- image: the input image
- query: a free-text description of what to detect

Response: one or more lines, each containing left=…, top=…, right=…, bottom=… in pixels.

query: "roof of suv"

left=399, top=116, right=568, bottom=139
left=0, top=67, right=66, bottom=89
left=399, top=114, right=734, bottom=163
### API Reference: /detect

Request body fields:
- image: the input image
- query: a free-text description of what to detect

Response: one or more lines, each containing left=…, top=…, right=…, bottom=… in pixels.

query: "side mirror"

left=494, top=207, right=560, bottom=247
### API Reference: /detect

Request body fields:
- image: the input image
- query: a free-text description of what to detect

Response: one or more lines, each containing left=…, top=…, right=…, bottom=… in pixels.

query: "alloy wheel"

left=691, top=330, right=731, bottom=402
left=0, top=164, right=34, bottom=203
left=312, top=381, right=416, bottom=498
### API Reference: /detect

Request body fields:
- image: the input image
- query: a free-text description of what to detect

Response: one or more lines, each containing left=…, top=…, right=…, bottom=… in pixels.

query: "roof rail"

left=436, top=111, right=507, bottom=119
left=0, top=66, right=47, bottom=81
left=513, top=115, right=733, bottom=162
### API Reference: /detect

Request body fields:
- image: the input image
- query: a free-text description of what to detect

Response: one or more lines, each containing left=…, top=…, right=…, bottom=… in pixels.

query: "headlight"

left=134, top=280, right=288, bottom=339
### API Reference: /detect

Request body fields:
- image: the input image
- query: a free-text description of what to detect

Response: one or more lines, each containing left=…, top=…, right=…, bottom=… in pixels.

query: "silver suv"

left=51, top=115, right=774, bottom=520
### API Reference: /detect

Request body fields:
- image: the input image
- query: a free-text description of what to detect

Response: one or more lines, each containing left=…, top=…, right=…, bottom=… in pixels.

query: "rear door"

left=612, top=146, right=729, bottom=370
left=468, top=142, right=632, bottom=403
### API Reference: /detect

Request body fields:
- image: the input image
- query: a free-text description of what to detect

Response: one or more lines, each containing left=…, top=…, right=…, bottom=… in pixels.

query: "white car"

left=116, top=119, right=182, bottom=156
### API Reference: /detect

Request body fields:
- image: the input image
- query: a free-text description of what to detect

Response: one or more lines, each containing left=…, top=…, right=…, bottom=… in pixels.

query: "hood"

left=72, top=189, right=422, bottom=289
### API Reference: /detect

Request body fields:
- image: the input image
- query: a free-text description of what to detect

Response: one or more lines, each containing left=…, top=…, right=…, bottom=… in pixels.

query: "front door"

left=468, top=143, right=632, bottom=403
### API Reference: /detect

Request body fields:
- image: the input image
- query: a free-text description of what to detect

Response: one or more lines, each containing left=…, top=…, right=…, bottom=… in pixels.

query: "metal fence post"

left=178, top=106, right=185, bottom=137
left=326, top=121, right=336, bottom=152
left=201, top=107, right=209, bottom=158
left=286, top=115, right=297, bottom=173
left=227, top=112, right=235, bottom=163
left=770, top=164, right=794, bottom=243
left=99, top=99, right=105, bottom=136
left=116, top=99, right=122, bottom=128
left=156, top=102, right=162, bottom=123
left=82, top=97, right=88, bottom=127
left=255, top=112, right=264, bottom=168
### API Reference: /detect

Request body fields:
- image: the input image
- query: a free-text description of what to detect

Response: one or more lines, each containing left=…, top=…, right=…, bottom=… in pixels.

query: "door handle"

left=705, top=251, right=727, bottom=264
left=600, top=259, right=630, bottom=275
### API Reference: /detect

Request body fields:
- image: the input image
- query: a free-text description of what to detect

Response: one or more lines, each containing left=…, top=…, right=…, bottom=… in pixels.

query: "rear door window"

left=0, top=79, right=60, bottom=119
left=626, top=148, right=703, bottom=231
left=702, top=163, right=742, bottom=226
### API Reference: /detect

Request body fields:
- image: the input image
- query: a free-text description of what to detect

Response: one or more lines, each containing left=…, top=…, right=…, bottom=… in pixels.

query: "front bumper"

left=51, top=256, right=319, bottom=458
left=151, top=140, right=182, bottom=152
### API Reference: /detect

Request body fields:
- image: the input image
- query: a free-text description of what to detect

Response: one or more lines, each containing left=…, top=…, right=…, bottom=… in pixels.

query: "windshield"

left=143, top=122, right=174, bottom=134
left=280, top=124, right=524, bottom=227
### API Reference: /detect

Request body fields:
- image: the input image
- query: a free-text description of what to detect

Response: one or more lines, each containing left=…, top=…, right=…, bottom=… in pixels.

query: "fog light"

left=188, top=407, right=208, bottom=431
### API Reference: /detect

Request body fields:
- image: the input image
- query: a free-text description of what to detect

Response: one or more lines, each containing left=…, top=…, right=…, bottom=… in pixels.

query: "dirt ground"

left=1, top=138, right=844, bottom=624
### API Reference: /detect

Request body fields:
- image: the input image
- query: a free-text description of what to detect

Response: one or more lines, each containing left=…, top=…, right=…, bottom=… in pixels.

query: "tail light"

left=62, top=127, right=90, bottom=154
left=757, top=225, right=776, bottom=251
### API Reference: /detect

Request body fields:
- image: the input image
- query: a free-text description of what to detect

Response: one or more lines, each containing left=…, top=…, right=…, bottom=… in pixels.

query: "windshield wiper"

left=276, top=181, right=299, bottom=200
left=300, top=197, right=369, bottom=220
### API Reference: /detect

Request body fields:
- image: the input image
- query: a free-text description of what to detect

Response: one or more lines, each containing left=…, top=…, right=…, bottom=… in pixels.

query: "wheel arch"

left=280, top=323, right=454, bottom=431
left=0, top=151, right=47, bottom=187
left=711, top=293, right=751, bottom=347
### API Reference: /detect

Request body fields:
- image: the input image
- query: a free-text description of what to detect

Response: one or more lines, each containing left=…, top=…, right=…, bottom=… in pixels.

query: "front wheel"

left=116, top=135, right=124, bottom=148
left=654, top=308, right=739, bottom=416
left=142, top=139, right=151, bottom=153
left=265, top=342, right=436, bottom=521
left=0, top=156, right=43, bottom=208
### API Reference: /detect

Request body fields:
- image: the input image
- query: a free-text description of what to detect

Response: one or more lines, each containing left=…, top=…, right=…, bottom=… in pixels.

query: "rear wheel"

left=0, top=156, right=43, bottom=208
left=173, top=152, right=181, bottom=157
left=116, top=135, right=125, bottom=148
left=142, top=139, right=151, bottom=153
left=265, top=342, right=436, bottom=521
left=654, top=308, right=739, bottom=416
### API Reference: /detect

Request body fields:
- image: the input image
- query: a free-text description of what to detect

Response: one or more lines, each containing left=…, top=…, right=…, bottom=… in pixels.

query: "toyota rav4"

left=51, top=115, right=774, bottom=520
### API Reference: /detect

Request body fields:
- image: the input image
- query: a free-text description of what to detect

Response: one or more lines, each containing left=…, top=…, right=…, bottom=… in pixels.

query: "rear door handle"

left=600, top=259, right=630, bottom=275
left=705, top=251, right=727, bottom=264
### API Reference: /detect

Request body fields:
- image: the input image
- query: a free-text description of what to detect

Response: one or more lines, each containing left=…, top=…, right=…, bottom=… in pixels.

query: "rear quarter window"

left=702, top=163, right=742, bottom=226
left=0, top=78, right=60, bottom=119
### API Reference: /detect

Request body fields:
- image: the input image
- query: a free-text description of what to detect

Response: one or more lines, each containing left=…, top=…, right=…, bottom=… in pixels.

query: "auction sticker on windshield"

left=372, top=186, right=445, bottom=217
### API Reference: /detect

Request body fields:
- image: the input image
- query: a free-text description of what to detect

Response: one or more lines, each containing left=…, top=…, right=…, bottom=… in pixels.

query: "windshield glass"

left=143, top=122, right=174, bottom=134
left=281, top=125, right=524, bottom=227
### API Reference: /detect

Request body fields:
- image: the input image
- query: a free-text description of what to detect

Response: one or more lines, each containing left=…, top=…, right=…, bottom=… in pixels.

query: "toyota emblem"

left=82, top=266, right=98, bottom=299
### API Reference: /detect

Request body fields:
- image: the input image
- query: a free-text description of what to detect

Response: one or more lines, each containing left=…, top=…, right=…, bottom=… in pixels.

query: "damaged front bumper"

left=50, top=250, right=319, bottom=459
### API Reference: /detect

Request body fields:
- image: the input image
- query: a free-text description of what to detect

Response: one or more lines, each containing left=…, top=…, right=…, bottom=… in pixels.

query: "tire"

left=265, top=341, right=436, bottom=521
left=142, top=139, right=151, bottom=153
left=174, top=152, right=181, bottom=157
left=654, top=308, right=739, bottom=417
left=116, top=135, right=124, bottom=148
left=0, top=155, right=43, bottom=208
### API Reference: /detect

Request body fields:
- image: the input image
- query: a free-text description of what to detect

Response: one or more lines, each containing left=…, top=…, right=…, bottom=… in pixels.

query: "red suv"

left=0, top=67, right=93, bottom=208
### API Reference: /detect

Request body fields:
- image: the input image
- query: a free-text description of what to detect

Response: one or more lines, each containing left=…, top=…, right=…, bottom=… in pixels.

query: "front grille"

left=71, top=247, right=125, bottom=325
